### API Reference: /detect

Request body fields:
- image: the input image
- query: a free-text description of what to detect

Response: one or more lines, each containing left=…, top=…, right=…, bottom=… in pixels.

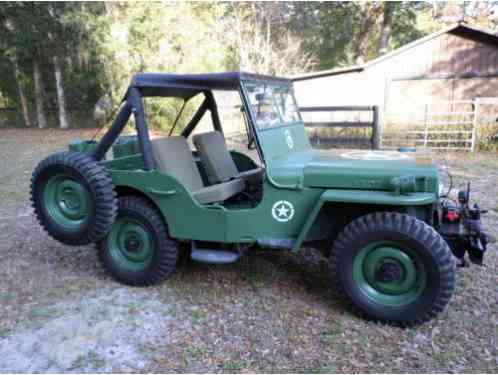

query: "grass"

left=69, top=354, right=88, bottom=371
left=29, top=307, right=56, bottom=319
left=0, top=327, right=11, bottom=339
left=223, top=360, right=249, bottom=371
left=137, top=343, right=158, bottom=359
left=320, top=321, right=343, bottom=345
left=70, top=350, right=106, bottom=370
left=185, top=345, right=206, bottom=360
left=305, top=365, right=337, bottom=373
left=0, top=292, right=16, bottom=302
left=190, top=308, right=207, bottom=324
left=0, top=129, right=497, bottom=372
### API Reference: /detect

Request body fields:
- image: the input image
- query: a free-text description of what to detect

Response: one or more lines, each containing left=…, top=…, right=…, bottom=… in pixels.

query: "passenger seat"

left=193, top=131, right=263, bottom=185
left=151, top=136, right=245, bottom=205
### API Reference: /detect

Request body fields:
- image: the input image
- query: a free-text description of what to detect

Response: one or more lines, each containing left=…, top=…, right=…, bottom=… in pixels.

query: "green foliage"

left=0, top=2, right=108, bottom=127
left=288, top=2, right=359, bottom=69
left=390, top=2, right=431, bottom=49
left=1, top=1, right=497, bottom=129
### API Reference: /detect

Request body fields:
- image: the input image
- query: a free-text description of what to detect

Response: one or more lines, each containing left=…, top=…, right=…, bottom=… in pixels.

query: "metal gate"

left=381, top=98, right=498, bottom=152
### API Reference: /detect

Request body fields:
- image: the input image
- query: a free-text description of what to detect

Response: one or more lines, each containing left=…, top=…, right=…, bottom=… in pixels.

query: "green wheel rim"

left=353, top=241, right=427, bottom=306
left=107, top=217, right=154, bottom=271
left=42, top=174, right=90, bottom=230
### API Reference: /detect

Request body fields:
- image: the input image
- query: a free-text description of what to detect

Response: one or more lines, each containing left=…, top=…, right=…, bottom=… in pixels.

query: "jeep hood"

left=268, top=150, right=439, bottom=193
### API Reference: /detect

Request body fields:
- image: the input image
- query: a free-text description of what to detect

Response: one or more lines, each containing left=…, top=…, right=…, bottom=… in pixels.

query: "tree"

left=32, top=59, right=47, bottom=129
left=0, top=12, right=32, bottom=127
left=11, top=54, right=31, bottom=127
left=431, top=1, right=498, bottom=28
left=354, top=2, right=382, bottom=64
left=1, top=3, right=49, bottom=128
left=0, top=2, right=107, bottom=128
left=378, top=2, right=395, bottom=55
left=47, top=3, right=70, bottom=129
left=223, top=2, right=316, bottom=75
left=2, top=1, right=496, bottom=131
left=53, top=54, right=68, bottom=129
left=288, top=2, right=359, bottom=69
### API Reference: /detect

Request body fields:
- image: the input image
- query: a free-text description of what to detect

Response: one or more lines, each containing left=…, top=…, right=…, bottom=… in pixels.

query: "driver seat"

left=193, top=131, right=263, bottom=185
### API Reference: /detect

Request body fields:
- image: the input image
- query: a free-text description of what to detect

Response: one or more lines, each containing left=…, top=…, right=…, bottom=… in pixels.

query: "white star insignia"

left=272, top=200, right=295, bottom=222
left=276, top=204, right=290, bottom=218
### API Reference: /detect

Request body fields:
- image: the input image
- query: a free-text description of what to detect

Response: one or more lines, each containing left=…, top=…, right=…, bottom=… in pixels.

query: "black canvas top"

left=128, top=71, right=291, bottom=99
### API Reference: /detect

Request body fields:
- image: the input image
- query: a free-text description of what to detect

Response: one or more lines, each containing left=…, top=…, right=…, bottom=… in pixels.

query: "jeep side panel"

left=110, top=169, right=322, bottom=244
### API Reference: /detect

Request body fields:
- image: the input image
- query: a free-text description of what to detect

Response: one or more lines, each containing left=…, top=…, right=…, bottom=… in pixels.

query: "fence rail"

left=299, top=105, right=380, bottom=149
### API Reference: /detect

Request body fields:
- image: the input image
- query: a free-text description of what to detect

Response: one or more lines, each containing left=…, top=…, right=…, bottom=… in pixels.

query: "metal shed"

left=293, top=23, right=498, bottom=150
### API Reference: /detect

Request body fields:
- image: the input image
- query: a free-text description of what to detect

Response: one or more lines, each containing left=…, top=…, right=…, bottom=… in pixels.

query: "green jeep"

left=30, top=72, right=489, bottom=325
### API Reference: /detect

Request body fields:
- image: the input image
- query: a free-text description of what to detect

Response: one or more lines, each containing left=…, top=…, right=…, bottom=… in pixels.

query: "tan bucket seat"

left=151, top=136, right=245, bottom=205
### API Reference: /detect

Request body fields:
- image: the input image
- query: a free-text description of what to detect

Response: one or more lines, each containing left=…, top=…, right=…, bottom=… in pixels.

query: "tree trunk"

left=53, top=55, right=69, bottom=129
left=33, top=59, right=47, bottom=129
left=378, top=2, right=394, bottom=56
left=354, top=3, right=377, bottom=64
left=17, top=81, right=31, bottom=128
left=11, top=56, right=32, bottom=127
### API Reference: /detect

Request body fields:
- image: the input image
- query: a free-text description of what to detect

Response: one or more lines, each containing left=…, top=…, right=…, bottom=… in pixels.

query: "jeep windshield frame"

left=241, top=80, right=302, bottom=131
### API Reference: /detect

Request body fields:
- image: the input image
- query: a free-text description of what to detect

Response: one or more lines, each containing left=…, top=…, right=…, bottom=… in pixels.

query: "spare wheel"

left=30, top=151, right=118, bottom=245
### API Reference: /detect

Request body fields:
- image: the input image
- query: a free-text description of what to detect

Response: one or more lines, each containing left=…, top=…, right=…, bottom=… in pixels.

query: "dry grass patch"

left=0, top=129, right=496, bottom=372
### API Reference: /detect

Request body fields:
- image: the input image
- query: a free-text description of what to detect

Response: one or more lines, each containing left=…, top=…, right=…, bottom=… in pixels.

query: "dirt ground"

left=0, top=128, right=497, bottom=373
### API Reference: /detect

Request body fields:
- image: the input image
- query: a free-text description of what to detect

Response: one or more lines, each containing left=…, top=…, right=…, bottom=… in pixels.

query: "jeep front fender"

left=292, top=189, right=437, bottom=252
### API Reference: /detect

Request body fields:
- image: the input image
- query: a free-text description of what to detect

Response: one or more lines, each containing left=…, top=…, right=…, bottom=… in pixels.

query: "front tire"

left=329, top=212, right=455, bottom=326
left=98, top=196, right=179, bottom=286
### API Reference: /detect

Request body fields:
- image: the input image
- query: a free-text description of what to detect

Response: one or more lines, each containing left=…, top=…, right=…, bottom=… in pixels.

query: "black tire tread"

left=98, top=196, right=179, bottom=286
left=30, top=151, right=117, bottom=245
left=329, top=212, right=455, bottom=326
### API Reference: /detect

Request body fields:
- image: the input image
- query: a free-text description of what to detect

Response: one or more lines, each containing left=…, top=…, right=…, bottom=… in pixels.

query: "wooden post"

left=423, top=103, right=429, bottom=148
left=471, top=98, right=480, bottom=153
left=372, top=105, right=380, bottom=150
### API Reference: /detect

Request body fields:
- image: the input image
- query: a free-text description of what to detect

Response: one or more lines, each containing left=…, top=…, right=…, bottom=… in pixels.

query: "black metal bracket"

left=92, top=101, right=132, bottom=161
left=204, top=91, right=222, bottom=134
left=128, top=87, right=155, bottom=171
left=182, top=97, right=209, bottom=138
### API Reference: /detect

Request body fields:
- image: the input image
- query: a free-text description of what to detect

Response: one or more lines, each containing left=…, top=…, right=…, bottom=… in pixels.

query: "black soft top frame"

left=93, top=71, right=288, bottom=170
left=126, top=71, right=291, bottom=99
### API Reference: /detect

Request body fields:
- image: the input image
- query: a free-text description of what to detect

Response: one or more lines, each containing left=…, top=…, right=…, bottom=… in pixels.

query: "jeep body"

left=32, top=72, right=488, bottom=324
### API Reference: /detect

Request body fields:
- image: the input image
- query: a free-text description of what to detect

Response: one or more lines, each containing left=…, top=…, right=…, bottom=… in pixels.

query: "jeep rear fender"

left=292, top=189, right=437, bottom=252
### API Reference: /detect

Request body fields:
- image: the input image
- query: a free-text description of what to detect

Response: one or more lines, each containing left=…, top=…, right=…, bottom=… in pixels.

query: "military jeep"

left=31, top=72, right=489, bottom=325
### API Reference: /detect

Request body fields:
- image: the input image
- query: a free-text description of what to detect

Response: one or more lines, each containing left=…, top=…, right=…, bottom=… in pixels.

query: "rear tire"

left=98, top=196, right=179, bottom=286
left=329, top=212, right=455, bottom=326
